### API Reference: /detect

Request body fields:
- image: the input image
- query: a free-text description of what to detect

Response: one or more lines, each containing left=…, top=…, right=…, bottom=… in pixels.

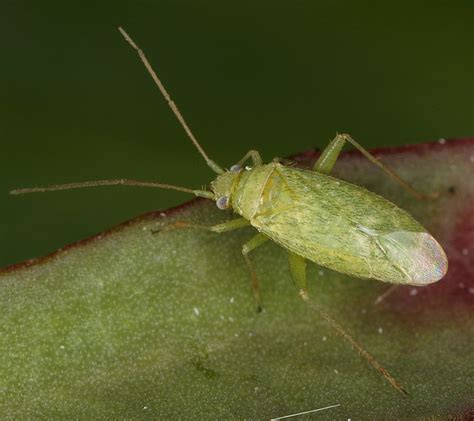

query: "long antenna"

left=118, top=27, right=224, bottom=175
left=10, top=179, right=214, bottom=199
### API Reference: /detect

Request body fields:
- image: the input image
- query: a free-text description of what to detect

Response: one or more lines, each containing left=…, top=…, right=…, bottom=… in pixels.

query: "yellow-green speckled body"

left=225, top=162, right=446, bottom=285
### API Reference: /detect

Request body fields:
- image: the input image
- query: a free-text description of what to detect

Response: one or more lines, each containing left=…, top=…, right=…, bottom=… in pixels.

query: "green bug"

left=12, top=27, right=448, bottom=395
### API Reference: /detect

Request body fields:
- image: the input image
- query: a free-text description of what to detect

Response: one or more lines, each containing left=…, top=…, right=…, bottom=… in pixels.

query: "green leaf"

left=1, top=139, right=473, bottom=419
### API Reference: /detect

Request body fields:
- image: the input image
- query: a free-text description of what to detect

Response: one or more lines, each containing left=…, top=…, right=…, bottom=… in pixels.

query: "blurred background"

left=1, top=1, right=472, bottom=268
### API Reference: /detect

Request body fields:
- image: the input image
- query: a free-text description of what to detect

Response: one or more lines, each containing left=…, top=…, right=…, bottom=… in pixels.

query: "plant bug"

left=11, top=27, right=448, bottom=396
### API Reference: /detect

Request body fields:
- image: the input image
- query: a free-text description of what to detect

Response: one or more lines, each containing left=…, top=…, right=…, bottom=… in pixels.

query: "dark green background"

left=1, top=1, right=472, bottom=268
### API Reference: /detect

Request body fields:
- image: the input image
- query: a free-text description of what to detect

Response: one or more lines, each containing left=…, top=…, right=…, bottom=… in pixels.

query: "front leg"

left=153, top=217, right=251, bottom=234
left=234, top=150, right=263, bottom=169
left=153, top=218, right=268, bottom=311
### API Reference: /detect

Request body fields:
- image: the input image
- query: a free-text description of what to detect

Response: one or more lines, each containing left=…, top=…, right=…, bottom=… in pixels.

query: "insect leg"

left=374, top=284, right=399, bottom=305
left=304, top=298, right=408, bottom=396
left=153, top=217, right=250, bottom=234
left=288, top=254, right=408, bottom=395
left=236, top=150, right=263, bottom=168
left=242, top=233, right=269, bottom=312
left=314, top=133, right=436, bottom=199
left=288, top=252, right=309, bottom=300
left=313, top=135, right=346, bottom=175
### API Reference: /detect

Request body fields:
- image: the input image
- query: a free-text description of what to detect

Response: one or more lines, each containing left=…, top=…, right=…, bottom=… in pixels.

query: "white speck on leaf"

left=438, top=138, right=446, bottom=144
left=322, top=336, right=327, bottom=342
left=230, top=297, right=235, bottom=304
left=378, top=327, right=383, bottom=334
left=462, top=248, right=469, bottom=256
left=193, top=307, right=200, bottom=316
left=410, top=288, right=418, bottom=296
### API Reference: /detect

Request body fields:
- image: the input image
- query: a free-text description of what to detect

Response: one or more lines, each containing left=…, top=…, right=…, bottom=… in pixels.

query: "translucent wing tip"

left=379, top=231, right=448, bottom=286
left=407, top=233, right=448, bottom=285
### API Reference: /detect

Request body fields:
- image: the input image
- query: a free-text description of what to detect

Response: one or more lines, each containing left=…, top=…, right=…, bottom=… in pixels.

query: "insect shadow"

left=11, top=27, right=448, bottom=396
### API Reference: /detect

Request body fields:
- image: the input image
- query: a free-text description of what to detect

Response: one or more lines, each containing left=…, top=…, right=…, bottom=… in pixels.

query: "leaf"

left=1, top=138, right=473, bottom=419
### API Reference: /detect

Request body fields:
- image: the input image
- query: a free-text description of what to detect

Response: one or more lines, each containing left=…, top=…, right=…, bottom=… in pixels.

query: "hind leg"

left=287, top=250, right=407, bottom=395
left=314, top=133, right=435, bottom=199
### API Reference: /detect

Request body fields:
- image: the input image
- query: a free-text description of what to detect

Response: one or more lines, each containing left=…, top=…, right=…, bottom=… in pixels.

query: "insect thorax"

left=230, top=164, right=278, bottom=219
left=210, top=163, right=277, bottom=218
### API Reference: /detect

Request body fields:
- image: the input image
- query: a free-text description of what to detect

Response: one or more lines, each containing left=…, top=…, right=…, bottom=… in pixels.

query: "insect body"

left=212, top=161, right=447, bottom=288
left=11, top=27, right=448, bottom=395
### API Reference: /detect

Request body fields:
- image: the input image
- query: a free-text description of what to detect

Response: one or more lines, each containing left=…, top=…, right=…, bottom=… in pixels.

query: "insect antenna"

left=10, top=179, right=214, bottom=199
left=118, top=27, right=224, bottom=175
left=11, top=28, right=222, bottom=198
left=304, top=298, right=408, bottom=396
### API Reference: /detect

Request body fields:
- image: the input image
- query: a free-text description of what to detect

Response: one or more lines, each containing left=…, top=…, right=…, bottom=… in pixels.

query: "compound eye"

left=216, top=196, right=230, bottom=210
left=229, top=164, right=242, bottom=173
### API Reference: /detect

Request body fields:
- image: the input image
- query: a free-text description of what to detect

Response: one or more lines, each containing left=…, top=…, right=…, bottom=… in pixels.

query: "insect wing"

left=250, top=165, right=446, bottom=285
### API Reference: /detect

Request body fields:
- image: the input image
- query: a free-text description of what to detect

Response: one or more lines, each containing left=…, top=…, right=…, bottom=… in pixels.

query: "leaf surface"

left=1, top=139, right=473, bottom=419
